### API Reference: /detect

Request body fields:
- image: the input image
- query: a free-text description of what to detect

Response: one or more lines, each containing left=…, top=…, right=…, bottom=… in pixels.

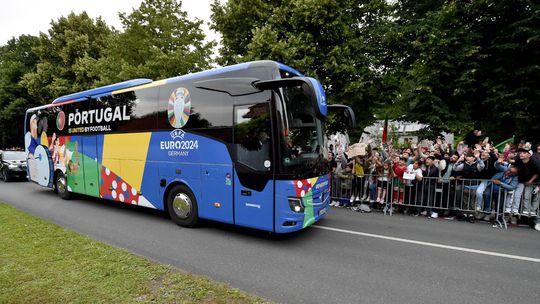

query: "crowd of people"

left=326, top=130, right=540, bottom=232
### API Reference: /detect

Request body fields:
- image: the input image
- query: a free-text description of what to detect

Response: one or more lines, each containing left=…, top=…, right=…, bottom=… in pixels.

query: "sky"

left=0, top=0, right=220, bottom=46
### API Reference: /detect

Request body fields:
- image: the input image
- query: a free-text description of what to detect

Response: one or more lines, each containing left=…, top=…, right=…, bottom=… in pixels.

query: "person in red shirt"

left=393, top=156, right=407, bottom=204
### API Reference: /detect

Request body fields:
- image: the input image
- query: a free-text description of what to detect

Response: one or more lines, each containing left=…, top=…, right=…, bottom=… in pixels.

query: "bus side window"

left=113, top=89, right=159, bottom=132
left=234, top=103, right=272, bottom=171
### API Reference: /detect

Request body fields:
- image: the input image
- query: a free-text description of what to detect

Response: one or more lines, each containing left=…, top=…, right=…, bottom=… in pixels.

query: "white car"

left=0, top=150, right=28, bottom=182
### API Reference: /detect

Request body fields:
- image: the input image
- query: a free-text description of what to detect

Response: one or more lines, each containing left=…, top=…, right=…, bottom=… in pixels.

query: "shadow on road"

left=27, top=187, right=311, bottom=242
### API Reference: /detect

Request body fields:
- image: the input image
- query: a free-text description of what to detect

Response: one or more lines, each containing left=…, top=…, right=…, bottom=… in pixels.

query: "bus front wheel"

left=55, top=172, right=71, bottom=200
left=167, top=184, right=198, bottom=227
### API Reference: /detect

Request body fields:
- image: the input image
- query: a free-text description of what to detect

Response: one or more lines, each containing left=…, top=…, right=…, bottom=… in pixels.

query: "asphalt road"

left=2, top=180, right=540, bottom=304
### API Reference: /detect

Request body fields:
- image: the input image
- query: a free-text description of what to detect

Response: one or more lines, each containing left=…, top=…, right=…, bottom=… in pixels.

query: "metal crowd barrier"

left=330, top=173, right=540, bottom=229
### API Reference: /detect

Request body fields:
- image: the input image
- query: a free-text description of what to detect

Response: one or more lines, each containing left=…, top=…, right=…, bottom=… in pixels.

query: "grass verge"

left=0, top=203, right=269, bottom=304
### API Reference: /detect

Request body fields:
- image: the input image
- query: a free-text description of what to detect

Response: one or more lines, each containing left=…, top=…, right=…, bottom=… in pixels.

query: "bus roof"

left=26, top=61, right=303, bottom=112
left=111, top=61, right=303, bottom=94
left=51, top=78, right=153, bottom=104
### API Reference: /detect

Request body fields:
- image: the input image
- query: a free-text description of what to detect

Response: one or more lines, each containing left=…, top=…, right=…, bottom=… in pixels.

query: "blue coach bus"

left=24, top=60, right=354, bottom=233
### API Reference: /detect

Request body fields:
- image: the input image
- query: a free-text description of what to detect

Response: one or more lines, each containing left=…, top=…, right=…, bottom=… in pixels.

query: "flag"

left=494, top=136, right=515, bottom=152
left=382, top=117, right=388, bottom=144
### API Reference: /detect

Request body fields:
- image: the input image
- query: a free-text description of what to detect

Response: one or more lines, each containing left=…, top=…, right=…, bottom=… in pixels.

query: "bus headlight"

left=288, top=198, right=304, bottom=213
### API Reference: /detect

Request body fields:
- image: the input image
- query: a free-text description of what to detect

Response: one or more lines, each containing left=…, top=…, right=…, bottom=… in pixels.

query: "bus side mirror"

left=327, top=104, right=356, bottom=130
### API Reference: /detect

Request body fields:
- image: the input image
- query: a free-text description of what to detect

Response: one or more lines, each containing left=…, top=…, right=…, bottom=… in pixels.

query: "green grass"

left=0, top=203, right=270, bottom=304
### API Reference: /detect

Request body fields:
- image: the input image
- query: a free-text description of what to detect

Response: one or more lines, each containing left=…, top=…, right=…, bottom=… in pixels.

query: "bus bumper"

left=274, top=175, right=330, bottom=233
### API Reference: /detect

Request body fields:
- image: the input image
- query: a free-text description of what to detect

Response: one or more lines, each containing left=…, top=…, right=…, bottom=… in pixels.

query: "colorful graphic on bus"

left=168, top=87, right=191, bottom=128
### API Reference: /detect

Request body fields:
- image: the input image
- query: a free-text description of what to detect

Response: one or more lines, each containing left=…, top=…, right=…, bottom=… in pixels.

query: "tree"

left=389, top=1, right=482, bottom=135
left=213, top=0, right=540, bottom=144
left=20, top=12, right=114, bottom=104
left=210, top=0, right=277, bottom=66
left=211, top=0, right=396, bottom=133
left=391, top=0, right=540, bottom=143
left=474, top=0, right=540, bottom=143
left=95, top=0, right=215, bottom=84
left=0, top=35, right=40, bottom=147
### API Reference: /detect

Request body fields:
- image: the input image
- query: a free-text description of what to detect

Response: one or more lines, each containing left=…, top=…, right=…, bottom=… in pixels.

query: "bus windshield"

left=278, top=86, right=327, bottom=177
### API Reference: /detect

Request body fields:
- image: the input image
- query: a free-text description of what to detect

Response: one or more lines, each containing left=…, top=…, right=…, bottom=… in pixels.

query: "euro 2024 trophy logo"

left=168, top=88, right=191, bottom=129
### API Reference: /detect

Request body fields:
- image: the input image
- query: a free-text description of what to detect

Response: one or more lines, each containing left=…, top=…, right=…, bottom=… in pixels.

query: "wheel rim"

left=172, top=193, right=192, bottom=219
left=57, top=175, right=67, bottom=194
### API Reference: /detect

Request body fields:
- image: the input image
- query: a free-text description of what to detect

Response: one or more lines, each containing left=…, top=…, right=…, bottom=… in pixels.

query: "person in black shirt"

left=421, top=156, right=440, bottom=218
left=463, top=129, right=482, bottom=147
left=328, top=151, right=340, bottom=206
left=474, top=149, right=499, bottom=216
left=454, top=152, right=485, bottom=219
left=328, top=151, right=338, bottom=172
left=511, top=147, right=540, bottom=217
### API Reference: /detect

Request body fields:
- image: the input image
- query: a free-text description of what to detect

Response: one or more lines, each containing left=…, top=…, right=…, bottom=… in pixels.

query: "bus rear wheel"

left=167, top=185, right=198, bottom=227
left=55, top=172, right=71, bottom=200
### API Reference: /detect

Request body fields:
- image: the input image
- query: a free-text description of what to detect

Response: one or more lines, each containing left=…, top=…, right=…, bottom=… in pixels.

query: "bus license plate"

left=319, top=208, right=327, bottom=216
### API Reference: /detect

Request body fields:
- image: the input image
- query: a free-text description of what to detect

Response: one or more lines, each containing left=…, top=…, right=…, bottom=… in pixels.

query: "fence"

left=330, top=173, right=540, bottom=229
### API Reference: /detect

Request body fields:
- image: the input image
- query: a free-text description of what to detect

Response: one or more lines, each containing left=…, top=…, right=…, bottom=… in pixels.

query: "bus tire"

left=167, top=184, right=198, bottom=227
left=55, top=172, right=71, bottom=200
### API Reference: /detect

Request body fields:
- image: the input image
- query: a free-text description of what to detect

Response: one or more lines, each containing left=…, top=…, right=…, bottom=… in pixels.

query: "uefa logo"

left=170, top=129, right=186, bottom=140
left=167, top=87, right=191, bottom=128
left=57, top=111, right=65, bottom=131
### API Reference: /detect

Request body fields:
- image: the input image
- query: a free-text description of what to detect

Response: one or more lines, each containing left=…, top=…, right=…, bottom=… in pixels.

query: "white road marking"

left=313, top=225, right=540, bottom=264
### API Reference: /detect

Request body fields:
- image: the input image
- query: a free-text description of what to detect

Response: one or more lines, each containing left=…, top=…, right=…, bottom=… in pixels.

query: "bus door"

left=200, top=164, right=234, bottom=224
left=81, top=136, right=100, bottom=197
left=233, top=103, right=274, bottom=231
